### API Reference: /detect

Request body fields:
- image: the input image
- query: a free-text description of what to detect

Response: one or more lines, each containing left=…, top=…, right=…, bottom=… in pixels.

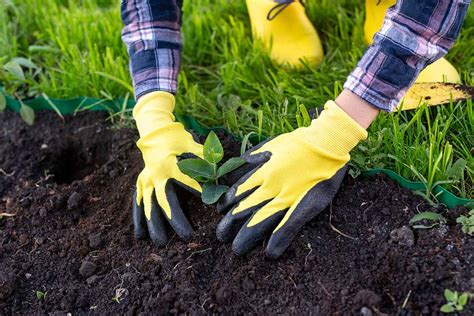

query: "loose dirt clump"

left=0, top=111, right=472, bottom=315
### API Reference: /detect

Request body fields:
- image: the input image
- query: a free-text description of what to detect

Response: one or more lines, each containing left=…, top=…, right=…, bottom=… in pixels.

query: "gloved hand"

left=132, top=91, right=204, bottom=245
left=216, top=101, right=367, bottom=258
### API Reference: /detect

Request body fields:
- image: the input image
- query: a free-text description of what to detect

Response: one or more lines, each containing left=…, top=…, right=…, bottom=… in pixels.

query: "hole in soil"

left=40, top=139, right=109, bottom=184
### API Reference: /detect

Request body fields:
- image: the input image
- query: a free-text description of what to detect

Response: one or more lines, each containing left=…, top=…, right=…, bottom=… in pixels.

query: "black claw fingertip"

left=265, top=230, right=291, bottom=260
left=165, top=181, right=194, bottom=242
left=132, top=191, right=147, bottom=239
left=146, top=191, right=169, bottom=246
left=264, top=246, right=283, bottom=260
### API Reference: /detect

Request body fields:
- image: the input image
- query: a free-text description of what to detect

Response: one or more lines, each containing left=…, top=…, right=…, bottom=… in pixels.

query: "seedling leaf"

left=444, top=289, right=456, bottom=302
left=177, top=159, right=214, bottom=180
left=447, top=158, right=467, bottom=179
left=203, top=131, right=223, bottom=163
left=241, top=132, right=257, bottom=155
left=202, top=183, right=228, bottom=204
left=36, top=291, right=47, bottom=301
left=0, top=94, right=6, bottom=112
left=410, top=212, right=446, bottom=229
left=217, top=157, right=246, bottom=177
left=11, top=57, right=38, bottom=69
left=458, top=293, right=468, bottom=306
left=4, top=60, right=25, bottom=80
left=440, top=303, right=455, bottom=313
left=19, top=102, right=35, bottom=125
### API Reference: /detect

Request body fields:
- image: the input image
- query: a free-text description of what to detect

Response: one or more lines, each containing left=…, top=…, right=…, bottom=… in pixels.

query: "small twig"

left=385, top=291, right=397, bottom=306
left=0, top=212, right=16, bottom=217
left=185, top=247, right=212, bottom=261
left=288, top=275, right=297, bottom=289
left=402, top=290, right=412, bottom=309
left=165, top=235, right=176, bottom=249
left=279, top=267, right=297, bottom=288
left=329, top=204, right=357, bottom=240
left=304, top=243, right=312, bottom=266
left=0, top=168, right=14, bottom=177
left=361, top=201, right=374, bottom=215
left=318, top=281, right=333, bottom=298
left=200, top=297, right=211, bottom=312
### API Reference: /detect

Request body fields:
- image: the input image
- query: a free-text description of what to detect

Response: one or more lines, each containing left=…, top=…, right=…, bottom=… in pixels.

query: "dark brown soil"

left=0, top=111, right=472, bottom=315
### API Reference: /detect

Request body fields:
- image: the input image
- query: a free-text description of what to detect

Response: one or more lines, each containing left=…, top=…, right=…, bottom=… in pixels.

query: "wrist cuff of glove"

left=310, top=100, right=368, bottom=156
left=133, top=91, right=176, bottom=137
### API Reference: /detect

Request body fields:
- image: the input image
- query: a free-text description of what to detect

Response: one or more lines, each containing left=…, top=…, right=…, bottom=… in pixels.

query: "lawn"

left=1, top=0, right=473, bottom=199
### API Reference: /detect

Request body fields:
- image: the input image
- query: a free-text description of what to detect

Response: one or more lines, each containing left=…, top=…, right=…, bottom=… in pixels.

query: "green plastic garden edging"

left=4, top=93, right=473, bottom=209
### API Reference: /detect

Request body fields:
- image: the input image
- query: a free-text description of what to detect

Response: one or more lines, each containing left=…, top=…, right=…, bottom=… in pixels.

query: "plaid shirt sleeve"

left=120, top=0, right=183, bottom=99
left=344, top=0, right=471, bottom=111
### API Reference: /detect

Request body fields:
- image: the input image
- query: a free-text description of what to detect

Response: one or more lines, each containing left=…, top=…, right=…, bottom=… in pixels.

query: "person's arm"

left=341, top=0, right=471, bottom=119
left=217, top=0, right=471, bottom=259
left=121, top=0, right=183, bottom=99
left=121, top=1, right=207, bottom=246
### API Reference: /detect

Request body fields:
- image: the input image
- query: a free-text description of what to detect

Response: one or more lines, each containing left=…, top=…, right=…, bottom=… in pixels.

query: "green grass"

left=1, top=0, right=473, bottom=199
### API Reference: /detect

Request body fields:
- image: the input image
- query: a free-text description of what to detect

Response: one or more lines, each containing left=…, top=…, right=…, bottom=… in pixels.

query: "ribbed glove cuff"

left=310, top=100, right=368, bottom=156
left=133, top=91, right=176, bottom=137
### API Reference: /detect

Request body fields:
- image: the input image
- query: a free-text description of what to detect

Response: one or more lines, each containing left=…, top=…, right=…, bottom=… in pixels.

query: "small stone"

left=19, top=234, right=29, bottom=244
left=354, top=289, right=382, bottom=308
left=149, top=253, right=162, bottom=262
left=215, top=286, right=231, bottom=304
left=161, top=284, right=173, bottom=293
left=86, top=275, right=99, bottom=285
left=79, top=261, right=97, bottom=278
left=67, top=192, right=83, bottom=210
left=25, top=273, right=32, bottom=279
left=264, top=299, right=271, bottom=305
left=88, top=234, right=102, bottom=249
left=39, top=207, right=47, bottom=217
left=381, top=207, right=390, bottom=215
left=242, top=278, right=255, bottom=291
left=360, top=307, right=373, bottom=316
left=109, top=169, right=119, bottom=178
left=19, top=197, right=32, bottom=208
left=390, top=226, right=415, bottom=247
left=0, top=270, right=16, bottom=300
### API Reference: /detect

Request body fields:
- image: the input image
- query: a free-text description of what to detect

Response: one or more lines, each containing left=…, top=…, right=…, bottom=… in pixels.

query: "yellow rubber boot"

left=246, top=0, right=324, bottom=68
left=364, top=0, right=461, bottom=85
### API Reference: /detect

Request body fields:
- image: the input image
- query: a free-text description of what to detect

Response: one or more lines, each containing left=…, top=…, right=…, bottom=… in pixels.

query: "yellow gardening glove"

left=132, top=91, right=204, bottom=245
left=217, top=101, right=367, bottom=258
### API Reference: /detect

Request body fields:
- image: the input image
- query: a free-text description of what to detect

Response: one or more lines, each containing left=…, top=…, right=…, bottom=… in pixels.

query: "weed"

left=440, top=289, right=469, bottom=313
left=112, top=288, right=128, bottom=304
left=178, top=131, right=245, bottom=204
left=35, top=290, right=47, bottom=302
left=456, top=210, right=474, bottom=235
left=409, top=212, right=447, bottom=229
left=0, top=57, right=37, bottom=124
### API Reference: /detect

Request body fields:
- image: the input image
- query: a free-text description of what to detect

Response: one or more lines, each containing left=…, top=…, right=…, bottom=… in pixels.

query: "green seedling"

left=178, top=131, right=246, bottom=204
left=0, top=57, right=37, bottom=125
left=440, top=289, right=469, bottom=313
left=36, top=290, right=47, bottom=302
left=409, top=212, right=446, bottom=229
left=112, top=296, right=121, bottom=304
left=456, top=210, right=474, bottom=235
left=112, top=288, right=128, bottom=304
